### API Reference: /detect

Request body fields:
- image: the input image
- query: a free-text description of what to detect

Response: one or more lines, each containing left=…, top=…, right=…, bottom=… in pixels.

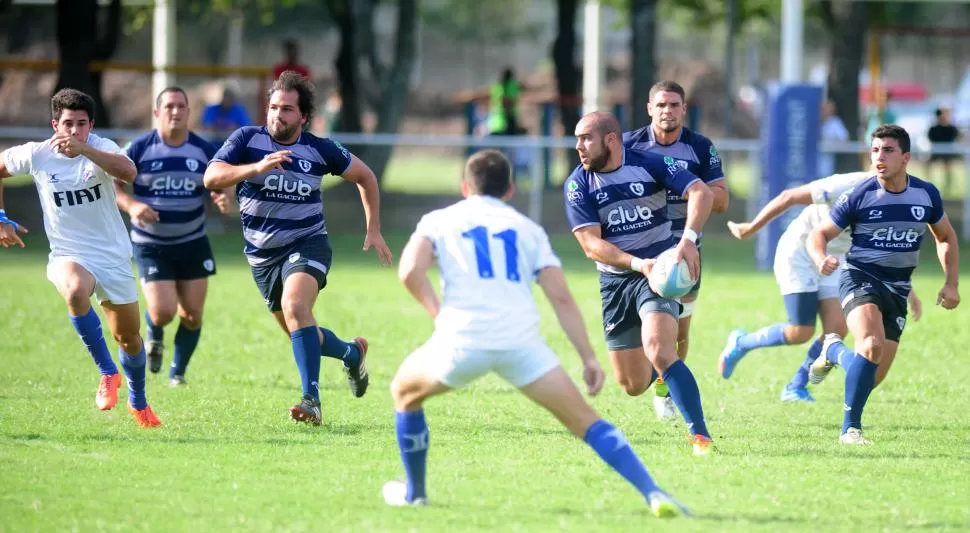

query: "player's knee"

left=858, top=335, right=884, bottom=362
left=787, top=325, right=816, bottom=344
left=178, top=308, right=203, bottom=330
left=620, top=378, right=650, bottom=397
left=113, top=331, right=143, bottom=355
left=642, top=337, right=675, bottom=371
left=62, top=282, right=91, bottom=312
left=280, top=297, right=312, bottom=328
left=149, top=307, right=177, bottom=327
left=390, top=375, right=425, bottom=411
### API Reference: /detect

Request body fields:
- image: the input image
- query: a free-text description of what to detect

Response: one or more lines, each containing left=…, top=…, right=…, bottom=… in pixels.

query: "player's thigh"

left=100, top=300, right=143, bottom=350
left=818, top=297, right=848, bottom=337
left=639, top=301, right=681, bottom=372
left=142, top=280, right=179, bottom=320
left=175, top=278, right=209, bottom=325
left=608, top=348, right=654, bottom=394
left=844, top=302, right=886, bottom=361
left=519, top=365, right=599, bottom=438
left=47, top=257, right=97, bottom=308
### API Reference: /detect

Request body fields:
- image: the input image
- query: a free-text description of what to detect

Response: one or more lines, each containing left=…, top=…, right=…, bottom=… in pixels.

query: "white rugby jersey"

left=2, top=133, right=133, bottom=267
left=412, top=195, right=562, bottom=349
left=780, top=171, right=870, bottom=257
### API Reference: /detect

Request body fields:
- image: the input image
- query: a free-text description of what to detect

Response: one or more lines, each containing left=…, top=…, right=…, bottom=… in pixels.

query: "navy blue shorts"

left=839, top=268, right=908, bottom=342
left=599, top=272, right=682, bottom=351
left=133, top=236, right=216, bottom=282
left=250, top=234, right=333, bottom=312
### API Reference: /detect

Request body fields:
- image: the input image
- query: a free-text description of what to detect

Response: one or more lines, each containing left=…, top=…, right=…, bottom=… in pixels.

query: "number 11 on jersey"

left=461, top=226, right=521, bottom=282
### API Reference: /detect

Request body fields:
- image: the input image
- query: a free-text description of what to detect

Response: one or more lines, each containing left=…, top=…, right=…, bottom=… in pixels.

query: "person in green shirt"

left=488, top=68, right=523, bottom=136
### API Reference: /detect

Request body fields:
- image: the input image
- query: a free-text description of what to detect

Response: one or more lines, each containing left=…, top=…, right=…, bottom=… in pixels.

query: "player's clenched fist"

left=253, top=150, right=292, bottom=174
left=817, top=255, right=840, bottom=276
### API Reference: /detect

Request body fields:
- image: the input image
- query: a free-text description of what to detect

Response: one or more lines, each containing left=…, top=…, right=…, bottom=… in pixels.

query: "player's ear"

left=502, top=183, right=516, bottom=202
left=460, top=179, right=470, bottom=198
left=50, top=119, right=57, bottom=132
left=902, top=152, right=912, bottom=165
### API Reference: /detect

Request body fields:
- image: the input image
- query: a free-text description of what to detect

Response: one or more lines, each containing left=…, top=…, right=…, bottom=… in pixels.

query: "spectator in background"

left=273, top=39, right=311, bottom=81
left=818, top=99, right=849, bottom=177
left=488, top=67, right=524, bottom=136
left=864, top=88, right=896, bottom=143
left=927, top=107, right=963, bottom=197
left=201, top=86, right=252, bottom=143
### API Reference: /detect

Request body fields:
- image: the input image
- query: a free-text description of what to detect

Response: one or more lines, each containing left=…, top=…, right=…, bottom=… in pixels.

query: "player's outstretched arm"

left=113, top=180, right=159, bottom=227
left=203, top=151, right=292, bottom=190
left=0, top=178, right=28, bottom=248
left=710, top=182, right=730, bottom=213
left=727, top=183, right=812, bottom=240
left=928, top=214, right=960, bottom=309
left=537, top=266, right=604, bottom=396
left=572, top=225, right=653, bottom=276
left=807, top=221, right=841, bottom=275
left=339, top=154, right=393, bottom=265
left=398, top=235, right=440, bottom=319
left=682, top=180, right=713, bottom=235
left=64, top=139, right=136, bottom=183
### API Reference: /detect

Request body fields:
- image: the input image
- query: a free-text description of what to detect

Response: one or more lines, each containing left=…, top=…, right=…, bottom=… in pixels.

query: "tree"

left=54, top=0, right=122, bottom=127
left=818, top=0, right=868, bottom=173
left=630, top=0, right=658, bottom=127
left=553, top=0, right=580, bottom=170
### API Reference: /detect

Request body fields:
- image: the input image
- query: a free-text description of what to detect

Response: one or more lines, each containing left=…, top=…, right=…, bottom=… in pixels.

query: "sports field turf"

left=1, top=232, right=968, bottom=532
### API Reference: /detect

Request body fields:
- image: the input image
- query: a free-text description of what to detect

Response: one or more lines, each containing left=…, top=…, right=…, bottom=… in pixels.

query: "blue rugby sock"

left=319, top=327, right=360, bottom=367
left=120, top=347, right=147, bottom=410
left=737, top=323, right=788, bottom=351
left=395, top=410, right=429, bottom=502
left=145, top=311, right=163, bottom=343
left=663, top=360, right=709, bottom=438
left=825, top=339, right=855, bottom=367
left=789, top=339, right=823, bottom=389
left=585, top=419, right=659, bottom=500
left=170, top=323, right=201, bottom=378
left=291, top=326, right=322, bottom=401
left=70, top=308, right=118, bottom=375
left=843, top=354, right=878, bottom=433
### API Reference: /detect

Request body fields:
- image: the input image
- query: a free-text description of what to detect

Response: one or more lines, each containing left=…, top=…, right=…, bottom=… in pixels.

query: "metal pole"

left=780, top=0, right=803, bottom=83
left=151, top=0, right=175, bottom=126
left=529, top=145, right=543, bottom=224
left=582, top=0, right=605, bottom=115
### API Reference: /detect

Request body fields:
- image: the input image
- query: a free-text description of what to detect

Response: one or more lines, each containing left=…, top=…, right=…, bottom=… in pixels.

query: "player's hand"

left=0, top=220, right=28, bottom=248
left=908, top=291, right=923, bottom=321
left=252, top=150, right=293, bottom=174
left=363, top=230, right=393, bottom=266
left=582, top=358, right=605, bottom=397
left=635, top=258, right=657, bottom=277
left=817, top=255, right=840, bottom=276
left=727, top=221, right=753, bottom=240
left=128, top=202, right=160, bottom=227
left=210, top=190, right=233, bottom=215
left=51, top=134, right=87, bottom=157
left=675, top=238, right=700, bottom=281
left=937, top=283, right=960, bottom=310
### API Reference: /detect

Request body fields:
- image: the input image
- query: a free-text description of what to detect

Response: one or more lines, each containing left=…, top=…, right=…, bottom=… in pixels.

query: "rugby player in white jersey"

left=718, top=168, right=922, bottom=402
left=382, top=149, right=689, bottom=517
left=0, top=89, right=161, bottom=427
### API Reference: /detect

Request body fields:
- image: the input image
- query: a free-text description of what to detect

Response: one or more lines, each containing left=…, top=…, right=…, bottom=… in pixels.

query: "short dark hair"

left=51, top=88, right=95, bottom=122
left=648, top=80, right=686, bottom=103
left=268, top=71, right=315, bottom=130
left=871, top=124, right=911, bottom=153
left=155, top=86, right=189, bottom=108
left=464, top=150, right=512, bottom=198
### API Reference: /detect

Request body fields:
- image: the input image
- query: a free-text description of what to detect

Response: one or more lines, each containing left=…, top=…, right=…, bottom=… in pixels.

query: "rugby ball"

left=647, top=248, right=696, bottom=299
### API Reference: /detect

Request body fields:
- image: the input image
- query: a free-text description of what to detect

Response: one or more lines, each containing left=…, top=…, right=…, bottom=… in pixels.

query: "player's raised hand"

left=253, top=150, right=292, bottom=174
left=727, top=221, right=752, bottom=240
left=582, top=358, right=605, bottom=397
left=127, top=202, right=160, bottom=227
left=0, top=219, right=28, bottom=248
left=50, top=134, right=86, bottom=157
left=817, top=255, right=840, bottom=276
left=210, top=190, right=234, bottom=215
left=363, top=230, right=394, bottom=266
left=937, top=283, right=960, bottom=310
left=675, top=239, right=700, bottom=281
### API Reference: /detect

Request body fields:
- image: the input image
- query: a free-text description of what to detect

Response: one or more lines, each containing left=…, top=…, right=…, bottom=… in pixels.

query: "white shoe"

left=653, top=396, right=677, bottom=420
left=809, top=333, right=842, bottom=385
left=382, top=480, right=428, bottom=507
left=648, top=490, right=691, bottom=518
left=839, top=427, right=873, bottom=446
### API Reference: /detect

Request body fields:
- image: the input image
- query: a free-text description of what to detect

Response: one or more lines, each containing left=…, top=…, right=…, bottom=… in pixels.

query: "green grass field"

left=1, top=232, right=968, bottom=532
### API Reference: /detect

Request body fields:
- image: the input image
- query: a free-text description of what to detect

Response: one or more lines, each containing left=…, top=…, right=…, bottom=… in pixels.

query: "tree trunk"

left=553, top=0, right=580, bottom=171
left=364, top=0, right=418, bottom=180
left=630, top=0, right=657, bottom=129
left=329, top=0, right=364, bottom=134
left=54, top=0, right=120, bottom=127
left=821, top=0, right=868, bottom=173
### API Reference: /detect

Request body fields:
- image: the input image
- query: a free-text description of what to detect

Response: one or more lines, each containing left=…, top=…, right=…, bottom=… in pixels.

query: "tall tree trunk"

left=54, top=0, right=121, bottom=127
left=329, top=0, right=364, bottom=134
left=553, top=0, right=580, bottom=171
left=630, top=0, right=657, bottom=129
left=821, top=0, right=868, bottom=173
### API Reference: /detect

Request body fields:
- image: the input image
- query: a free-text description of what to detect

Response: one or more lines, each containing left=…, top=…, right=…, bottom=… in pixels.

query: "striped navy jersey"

left=126, top=131, right=217, bottom=245
left=622, top=126, right=724, bottom=238
left=210, top=126, right=352, bottom=266
left=829, top=175, right=944, bottom=297
left=564, top=148, right=701, bottom=274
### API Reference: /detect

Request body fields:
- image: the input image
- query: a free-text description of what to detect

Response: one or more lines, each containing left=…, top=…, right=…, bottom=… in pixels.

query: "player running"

left=204, top=71, right=393, bottom=425
left=623, top=80, right=729, bottom=419
left=807, top=125, right=959, bottom=444
left=383, top=149, right=690, bottom=518
left=116, top=86, right=232, bottom=386
left=0, top=89, right=161, bottom=427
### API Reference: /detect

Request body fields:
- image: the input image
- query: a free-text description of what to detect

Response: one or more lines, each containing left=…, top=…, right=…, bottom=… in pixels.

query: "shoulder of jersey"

left=622, top=125, right=650, bottom=146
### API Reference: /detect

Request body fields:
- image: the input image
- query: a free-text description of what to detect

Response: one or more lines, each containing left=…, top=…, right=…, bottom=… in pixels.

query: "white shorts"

left=47, top=256, right=139, bottom=305
left=400, top=335, right=561, bottom=389
left=773, top=245, right=842, bottom=300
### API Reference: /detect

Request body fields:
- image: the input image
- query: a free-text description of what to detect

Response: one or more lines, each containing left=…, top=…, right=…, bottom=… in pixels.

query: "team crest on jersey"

left=186, top=158, right=199, bottom=172
left=629, top=182, right=644, bottom=196
left=911, top=206, right=925, bottom=221
left=566, top=180, right=583, bottom=203
left=298, top=159, right=312, bottom=173
left=150, top=160, right=163, bottom=171
left=82, top=171, right=94, bottom=182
